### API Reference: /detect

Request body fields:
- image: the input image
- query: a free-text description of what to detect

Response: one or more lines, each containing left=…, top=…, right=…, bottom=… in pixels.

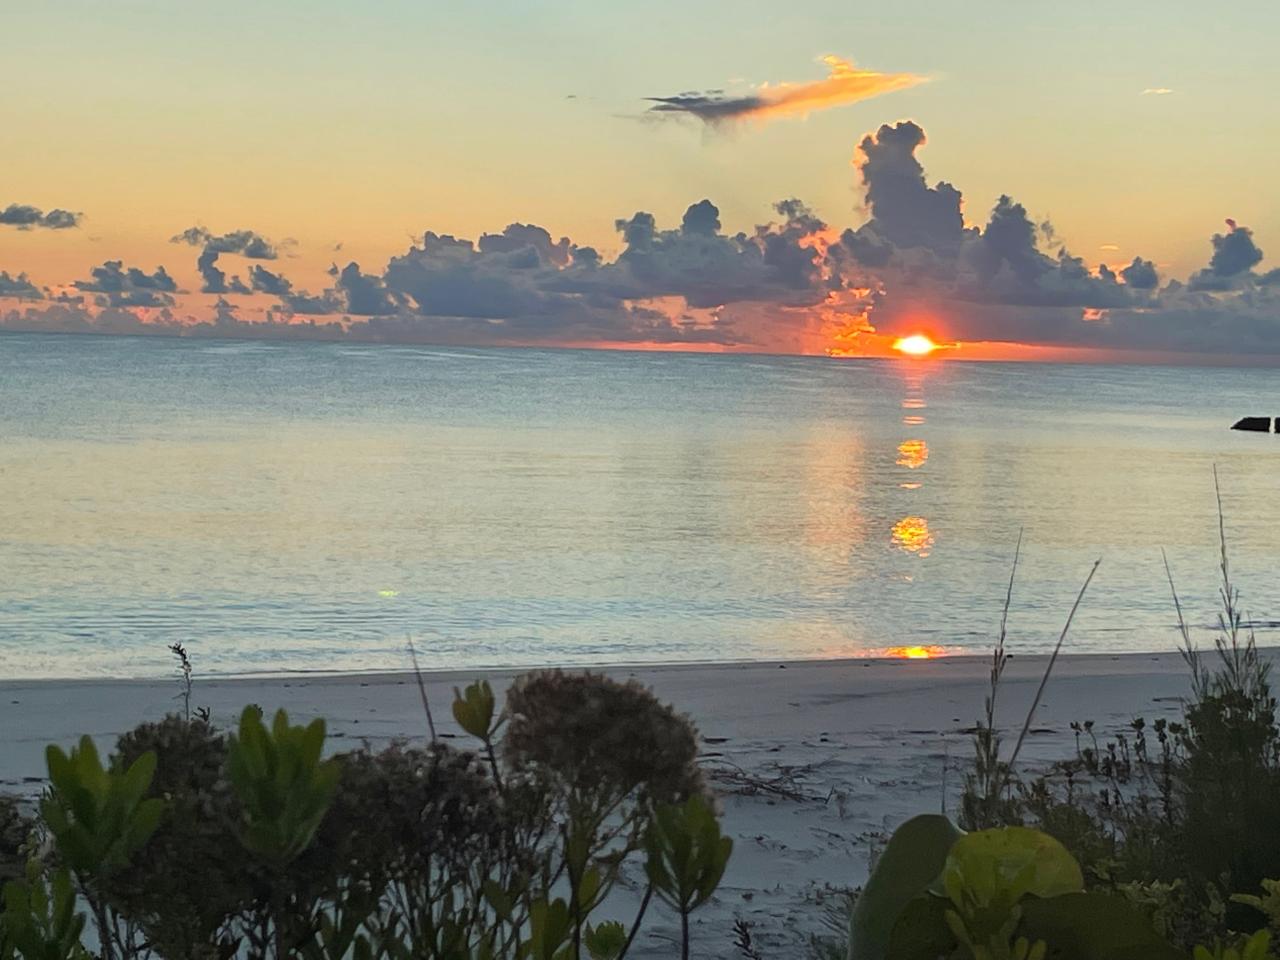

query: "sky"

left=3, top=0, right=1279, bottom=360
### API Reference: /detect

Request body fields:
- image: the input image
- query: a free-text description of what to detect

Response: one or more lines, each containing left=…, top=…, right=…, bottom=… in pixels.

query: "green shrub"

left=847, top=819, right=1183, bottom=960
left=41, top=736, right=164, bottom=960
left=105, top=715, right=248, bottom=960
left=644, top=795, right=732, bottom=960
left=1, top=864, right=89, bottom=960
left=955, top=487, right=1280, bottom=951
left=0, top=799, right=32, bottom=888
left=2, top=670, right=729, bottom=960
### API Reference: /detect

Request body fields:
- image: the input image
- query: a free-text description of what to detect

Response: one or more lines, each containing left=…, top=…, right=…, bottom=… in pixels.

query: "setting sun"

left=884, top=645, right=947, bottom=659
left=893, top=334, right=939, bottom=357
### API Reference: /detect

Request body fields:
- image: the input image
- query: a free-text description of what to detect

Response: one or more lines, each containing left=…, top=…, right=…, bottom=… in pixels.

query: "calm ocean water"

left=1, top=332, right=1277, bottom=679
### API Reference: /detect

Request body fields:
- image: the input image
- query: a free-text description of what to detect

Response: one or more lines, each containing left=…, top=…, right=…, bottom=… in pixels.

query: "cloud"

left=1141, top=88, right=1174, bottom=95
left=646, top=56, right=923, bottom=126
left=1120, top=257, right=1159, bottom=290
left=249, top=264, right=293, bottom=296
left=0, top=271, right=42, bottom=299
left=843, top=121, right=968, bottom=255
left=827, top=122, right=1280, bottom=354
left=270, top=261, right=400, bottom=316
left=171, top=226, right=278, bottom=293
left=207, top=202, right=835, bottom=348
left=5, top=120, right=1279, bottom=358
left=72, top=260, right=178, bottom=307
left=1187, top=220, right=1264, bottom=290
left=0, top=203, right=82, bottom=230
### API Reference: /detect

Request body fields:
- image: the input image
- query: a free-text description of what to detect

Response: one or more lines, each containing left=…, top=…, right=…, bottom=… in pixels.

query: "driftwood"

left=702, top=756, right=827, bottom=802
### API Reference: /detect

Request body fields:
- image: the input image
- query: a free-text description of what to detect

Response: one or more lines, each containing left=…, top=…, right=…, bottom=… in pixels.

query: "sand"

left=0, top=650, right=1238, bottom=957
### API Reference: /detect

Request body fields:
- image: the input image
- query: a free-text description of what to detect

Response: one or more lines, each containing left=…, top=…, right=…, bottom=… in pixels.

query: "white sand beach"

left=0, top=651, right=1239, bottom=957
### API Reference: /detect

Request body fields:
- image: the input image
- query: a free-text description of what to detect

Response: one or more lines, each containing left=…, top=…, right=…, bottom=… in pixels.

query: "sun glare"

left=884, top=645, right=946, bottom=659
left=892, top=334, right=938, bottom=357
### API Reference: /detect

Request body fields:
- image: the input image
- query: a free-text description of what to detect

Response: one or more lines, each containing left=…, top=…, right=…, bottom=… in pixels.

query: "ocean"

left=1, top=332, right=1277, bottom=679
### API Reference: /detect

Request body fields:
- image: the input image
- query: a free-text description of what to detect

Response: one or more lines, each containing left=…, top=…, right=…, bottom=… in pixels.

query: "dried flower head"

left=502, top=670, right=707, bottom=809
left=312, top=741, right=512, bottom=888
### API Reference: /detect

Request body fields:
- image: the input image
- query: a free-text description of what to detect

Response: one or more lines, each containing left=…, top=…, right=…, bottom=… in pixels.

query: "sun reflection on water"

left=896, top=439, right=929, bottom=469
left=891, top=515, right=934, bottom=556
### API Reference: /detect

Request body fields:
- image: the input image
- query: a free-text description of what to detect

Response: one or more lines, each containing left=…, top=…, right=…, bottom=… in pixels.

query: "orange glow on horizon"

left=883, top=644, right=947, bottom=659
left=892, top=334, right=940, bottom=357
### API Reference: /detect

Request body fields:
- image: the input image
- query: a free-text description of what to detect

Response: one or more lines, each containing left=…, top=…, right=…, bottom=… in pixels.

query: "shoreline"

left=4, top=647, right=1267, bottom=956
left=5, top=641, right=1265, bottom=687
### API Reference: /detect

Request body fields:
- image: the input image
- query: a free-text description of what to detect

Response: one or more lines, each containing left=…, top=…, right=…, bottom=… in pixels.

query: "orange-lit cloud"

left=646, top=55, right=924, bottom=126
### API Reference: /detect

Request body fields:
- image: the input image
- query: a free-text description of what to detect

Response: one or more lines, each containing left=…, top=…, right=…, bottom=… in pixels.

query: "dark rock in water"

left=1231, top=416, right=1271, bottom=432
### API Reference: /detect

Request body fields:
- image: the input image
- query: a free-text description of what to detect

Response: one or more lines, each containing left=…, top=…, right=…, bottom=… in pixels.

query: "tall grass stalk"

left=406, top=635, right=438, bottom=743
left=1002, top=558, right=1101, bottom=784
left=1168, top=465, right=1270, bottom=705
left=969, top=530, right=1022, bottom=827
left=964, top=539, right=1100, bottom=829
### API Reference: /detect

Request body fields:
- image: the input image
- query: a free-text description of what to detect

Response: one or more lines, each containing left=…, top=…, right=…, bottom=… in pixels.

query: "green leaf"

left=452, top=680, right=496, bottom=739
left=483, top=880, right=514, bottom=921
left=846, top=813, right=963, bottom=960
left=943, top=826, right=1083, bottom=910
left=584, top=920, right=627, bottom=960
left=226, top=705, right=336, bottom=869
left=884, top=895, right=958, bottom=960
left=644, top=795, right=732, bottom=916
left=118, top=751, right=156, bottom=808
left=1019, top=892, right=1184, bottom=960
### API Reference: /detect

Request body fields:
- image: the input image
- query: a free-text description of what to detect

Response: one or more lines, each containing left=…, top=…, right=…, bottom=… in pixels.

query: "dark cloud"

left=333, top=262, right=398, bottom=315
left=381, top=230, right=605, bottom=325
left=647, top=91, right=769, bottom=123
left=597, top=199, right=828, bottom=310
left=73, top=260, right=177, bottom=308
left=0, top=204, right=82, bottom=230
left=855, top=121, right=968, bottom=253
left=261, top=203, right=829, bottom=345
left=0, top=271, right=42, bottom=298
left=172, top=227, right=277, bottom=259
left=1188, top=220, right=1264, bottom=290
left=263, top=262, right=398, bottom=317
left=477, top=224, right=572, bottom=267
left=681, top=200, right=721, bottom=237
left=249, top=264, right=293, bottom=296
left=1120, top=257, right=1159, bottom=290
left=171, top=226, right=278, bottom=293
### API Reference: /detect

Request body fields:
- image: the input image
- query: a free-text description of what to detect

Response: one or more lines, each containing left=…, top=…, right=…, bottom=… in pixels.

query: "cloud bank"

left=646, top=56, right=923, bottom=126
left=3, top=120, right=1278, bottom=359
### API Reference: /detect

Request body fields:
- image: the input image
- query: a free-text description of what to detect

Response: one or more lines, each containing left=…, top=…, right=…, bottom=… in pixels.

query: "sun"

left=883, top=645, right=947, bottom=659
left=892, top=334, right=939, bottom=357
